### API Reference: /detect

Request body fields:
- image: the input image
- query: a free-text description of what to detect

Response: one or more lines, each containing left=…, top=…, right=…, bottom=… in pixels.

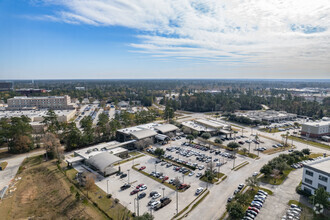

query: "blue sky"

left=1, top=0, right=329, bottom=79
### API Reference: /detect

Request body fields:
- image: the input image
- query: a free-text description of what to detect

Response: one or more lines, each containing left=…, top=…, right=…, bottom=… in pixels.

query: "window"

left=306, top=170, right=313, bottom=177
left=319, top=175, right=328, bottom=182
left=318, top=184, right=327, bottom=191
left=305, top=178, right=313, bottom=185
left=303, top=187, right=312, bottom=194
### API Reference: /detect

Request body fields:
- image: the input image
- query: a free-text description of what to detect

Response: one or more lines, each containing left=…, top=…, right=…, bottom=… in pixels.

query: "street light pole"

left=162, top=187, right=165, bottom=198
left=155, top=164, right=157, bottom=173
left=182, top=174, right=184, bottom=184
left=176, top=189, right=178, bottom=215
left=107, top=179, right=109, bottom=195
left=248, top=142, right=251, bottom=153
left=127, top=169, right=130, bottom=184
left=136, top=192, right=140, bottom=216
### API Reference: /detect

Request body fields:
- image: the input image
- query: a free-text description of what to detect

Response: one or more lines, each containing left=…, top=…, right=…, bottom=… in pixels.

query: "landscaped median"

left=198, top=138, right=258, bottom=159
left=0, top=161, right=8, bottom=171
left=172, top=189, right=210, bottom=220
left=232, top=161, right=249, bottom=171
left=199, top=172, right=225, bottom=184
left=132, top=164, right=186, bottom=192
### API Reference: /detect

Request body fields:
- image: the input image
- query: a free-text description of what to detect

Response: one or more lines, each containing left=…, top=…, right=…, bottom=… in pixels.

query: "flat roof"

left=181, top=121, right=216, bottom=132
left=117, top=122, right=160, bottom=135
left=303, top=121, right=330, bottom=127
left=306, top=158, right=330, bottom=174
left=0, top=109, right=75, bottom=119
left=195, top=119, right=226, bottom=129
left=154, top=124, right=179, bottom=133
left=9, top=96, right=66, bottom=99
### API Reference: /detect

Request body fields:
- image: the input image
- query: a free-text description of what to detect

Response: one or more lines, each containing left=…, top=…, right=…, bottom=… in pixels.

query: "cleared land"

left=0, top=156, right=106, bottom=220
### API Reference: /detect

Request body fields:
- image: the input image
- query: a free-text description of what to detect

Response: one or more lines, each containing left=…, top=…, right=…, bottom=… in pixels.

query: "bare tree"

left=271, top=169, right=281, bottom=184
left=42, top=133, right=63, bottom=161
left=84, top=173, right=96, bottom=198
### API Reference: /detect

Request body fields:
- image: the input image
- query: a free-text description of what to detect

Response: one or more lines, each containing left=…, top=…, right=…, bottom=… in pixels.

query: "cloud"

left=32, top=0, right=330, bottom=71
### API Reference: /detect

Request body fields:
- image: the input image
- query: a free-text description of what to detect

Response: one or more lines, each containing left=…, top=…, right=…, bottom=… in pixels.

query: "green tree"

left=80, top=116, right=95, bottom=145
left=42, top=110, right=60, bottom=134
left=109, top=119, right=121, bottom=138
left=260, top=164, right=272, bottom=177
left=310, top=187, right=330, bottom=209
left=63, top=122, right=82, bottom=151
left=226, top=202, right=245, bottom=219
left=7, top=116, right=34, bottom=153
left=227, top=142, right=240, bottom=151
left=302, top=148, right=311, bottom=155
left=186, top=134, right=195, bottom=143
left=245, top=176, right=259, bottom=190
left=97, top=112, right=110, bottom=141
left=164, top=102, right=174, bottom=121
left=154, top=148, right=165, bottom=158
left=215, top=138, right=223, bottom=144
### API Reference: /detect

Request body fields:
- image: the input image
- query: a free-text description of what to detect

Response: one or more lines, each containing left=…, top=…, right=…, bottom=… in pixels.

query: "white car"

left=189, top=172, right=195, bottom=176
left=150, top=201, right=160, bottom=208
left=139, top=185, right=147, bottom=191
left=252, top=172, right=259, bottom=177
left=195, top=187, right=203, bottom=195
left=196, top=172, right=202, bottom=178
left=152, top=193, right=161, bottom=199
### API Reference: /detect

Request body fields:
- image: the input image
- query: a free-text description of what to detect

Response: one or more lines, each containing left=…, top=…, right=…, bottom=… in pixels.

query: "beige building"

left=7, top=95, right=75, bottom=110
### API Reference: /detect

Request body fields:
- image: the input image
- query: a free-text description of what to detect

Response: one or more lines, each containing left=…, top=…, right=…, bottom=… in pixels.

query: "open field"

left=0, top=156, right=107, bottom=220
left=259, top=169, right=293, bottom=185
left=288, top=136, right=330, bottom=150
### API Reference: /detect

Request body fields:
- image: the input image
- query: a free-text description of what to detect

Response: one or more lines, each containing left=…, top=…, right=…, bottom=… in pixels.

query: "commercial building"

left=15, top=88, right=48, bottom=96
left=301, top=119, right=330, bottom=138
left=7, top=95, right=75, bottom=110
left=0, top=109, right=76, bottom=123
left=235, top=110, right=297, bottom=123
left=181, top=118, right=231, bottom=136
left=116, top=123, right=179, bottom=142
left=66, top=141, right=133, bottom=176
left=301, top=157, right=330, bottom=196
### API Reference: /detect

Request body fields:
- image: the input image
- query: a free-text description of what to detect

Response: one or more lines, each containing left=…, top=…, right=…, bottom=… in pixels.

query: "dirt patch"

left=0, top=157, right=106, bottom=220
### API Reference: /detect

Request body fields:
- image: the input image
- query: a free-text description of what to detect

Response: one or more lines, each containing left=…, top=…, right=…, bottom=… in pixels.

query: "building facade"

left=7, top=95, right=75, bottom=110
left=301, top=158, right=330, bottom=195
left=301, top=121, right=330, bottom=138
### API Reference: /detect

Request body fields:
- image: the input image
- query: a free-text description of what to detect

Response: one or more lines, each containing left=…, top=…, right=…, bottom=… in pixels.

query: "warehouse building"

left=301, top=157, right=330, bottom=196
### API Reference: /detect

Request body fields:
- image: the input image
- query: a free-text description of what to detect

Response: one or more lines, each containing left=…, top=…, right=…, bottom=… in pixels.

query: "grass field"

left=200, top=172, right=225, bottom=184
left=0, top=155, right=108, bottom=220
left=288, top=136, right=330, bottom=150
left=0, top=161, right=8, bottom=170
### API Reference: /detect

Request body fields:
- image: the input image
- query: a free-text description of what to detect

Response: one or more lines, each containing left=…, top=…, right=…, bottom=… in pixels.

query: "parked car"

left=130, top=189, right=139, bottom=195
left=152, top=193, right=161, bottom=199
left=136, top=184, right=144, bottom=189
left=120, top=173, right=127, bottom=178
left=195, top=187, right=203, bottom=195
left=139, top=166, right=146, bottom=170
left=139, top=185, right=147, bottom=191
left=120, top=183, right=131, bottom=190
left=150, top=201, right=161, bottom=209
left=149, top=191, right=158, bottom=197
left=138, top=192, right=146, bottom=199
left=227, top=196, right=234, bottom=203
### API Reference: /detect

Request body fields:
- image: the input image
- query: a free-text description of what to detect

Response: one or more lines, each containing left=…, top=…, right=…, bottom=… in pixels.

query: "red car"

left=163, top=176, right=169, bottom=181
left=248, top=207, right=260, bottom=213
left=136, top=184, right=144, bottom=189
left=130, top=189, right=139, bottom=195
left=139, top=166, right=146, bottom=170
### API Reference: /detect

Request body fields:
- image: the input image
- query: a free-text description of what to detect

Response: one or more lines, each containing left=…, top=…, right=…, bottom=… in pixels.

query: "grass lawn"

left=237, top=150, right=259, bottom=159
left=288, top=200, right=328, bottom=220
left=288, top=136, right=330, bottom=151
left=309, top=153, right=326, bottom=159
left=199, top=172, right=225, bottom=184
left=263, top=145, right=293, bottom=155
left=259, top=169, right=293, bottom=185
left=0, top=161, right=8, bottom=170
left=232, top=161, right=249, bottom=171
left=128, top=151, right=141, bottom=156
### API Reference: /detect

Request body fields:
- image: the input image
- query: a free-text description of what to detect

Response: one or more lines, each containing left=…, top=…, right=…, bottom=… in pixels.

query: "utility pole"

left=107, top=179, right=109, bottom=195
left=134, top=198, right=136, bottom=214
left=248, top=142, right=251, bottom=153
left=233, top=153, right=236, bottom=169
left=136, top=192, right=140, bottom=216
left=127, top=169, right=130, bottom=184
left=182, top=174, right=185, bottom=184
left=155, top=164, right=157, bottom=173
left=162, top=187, right=165, bottom=198
left=176, top=188, right=178, bottom=215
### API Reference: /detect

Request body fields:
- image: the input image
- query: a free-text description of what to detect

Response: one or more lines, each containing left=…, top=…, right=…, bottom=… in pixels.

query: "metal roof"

left=86, top=152, right=121, bottom=173
left=131, top=129, right=158, bottom=140
left=155, top=134, right=169, bottom=141
left=154, top=124, right=179, bottom=133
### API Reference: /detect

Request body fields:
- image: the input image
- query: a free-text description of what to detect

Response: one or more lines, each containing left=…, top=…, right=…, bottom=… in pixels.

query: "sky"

left=0, top=0, right=329, bottom=79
